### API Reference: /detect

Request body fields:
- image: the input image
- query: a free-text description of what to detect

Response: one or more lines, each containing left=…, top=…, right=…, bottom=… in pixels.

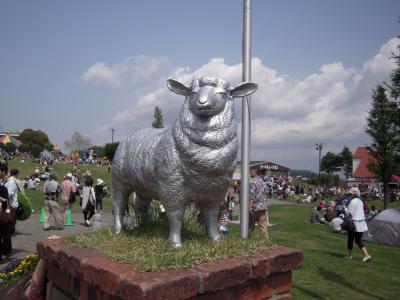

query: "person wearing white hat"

left=95, top=179, right=105, bottom=213
left=345, top=187, right=372, bottom=262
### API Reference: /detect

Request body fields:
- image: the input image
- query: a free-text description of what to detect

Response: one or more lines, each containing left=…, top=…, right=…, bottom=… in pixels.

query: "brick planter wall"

left=37, top=239, right=303, bottom=300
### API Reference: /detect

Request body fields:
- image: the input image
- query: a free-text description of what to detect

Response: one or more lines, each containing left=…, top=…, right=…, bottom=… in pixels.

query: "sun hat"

left=348, top=187, right=361, bottom=197
left=96, top=178, right=104, bottom=185
left=66, top=173, right=73, bottom=178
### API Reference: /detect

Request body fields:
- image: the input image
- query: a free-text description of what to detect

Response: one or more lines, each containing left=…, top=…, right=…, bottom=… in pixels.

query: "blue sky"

left=0, top=0, right=399, bottom=170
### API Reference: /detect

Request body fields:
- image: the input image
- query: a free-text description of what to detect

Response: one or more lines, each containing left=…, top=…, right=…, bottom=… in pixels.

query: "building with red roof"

left=351, top=147, right=379, bottom=185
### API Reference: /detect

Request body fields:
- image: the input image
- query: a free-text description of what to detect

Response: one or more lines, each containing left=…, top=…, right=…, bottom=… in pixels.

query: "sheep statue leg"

left=201, top=202, right=222, bottom=241
left=113, top=186, right=129, bottom=234
left=166, top=208, right=186, bottom=248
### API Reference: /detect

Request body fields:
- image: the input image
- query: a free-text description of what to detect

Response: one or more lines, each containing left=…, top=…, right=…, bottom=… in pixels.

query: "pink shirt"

left=60, top=179, right=76, bottom=203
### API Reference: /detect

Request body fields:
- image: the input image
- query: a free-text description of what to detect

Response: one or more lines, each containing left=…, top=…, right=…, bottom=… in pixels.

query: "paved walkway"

left=3, top=212, right=114, bottom=265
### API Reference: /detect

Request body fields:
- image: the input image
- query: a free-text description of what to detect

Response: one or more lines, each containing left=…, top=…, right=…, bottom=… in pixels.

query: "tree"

left=31, top=144, right=43, bottom=158
left=389, top=42, right=400, bottom=99
left=340, top=146, right=353, bottom=179
left=44, top=142, right=53, bottom=151
left=19, top=129, right=51, bottom=149
left=105, top=142, right=119, bottom=161
left=64, top=132, right=91, bottom=153
left=152, top=106, right=164, bottom=128
left=321, top=151, right=342, bottom=175
left=310, top=172, right=342, bottom=186
left=366, top=85, right=398, bottom=210
left=4, top=143, right=16, bottom=155
left=389, top=39, right=400, bottom=163
left=18, top=144, right=30, bottom=153
left=91, top=145, right=106, bottom=158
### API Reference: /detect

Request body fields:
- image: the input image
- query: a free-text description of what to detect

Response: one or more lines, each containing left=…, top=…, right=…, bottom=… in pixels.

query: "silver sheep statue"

left=112, top=77, right=257, bottom=247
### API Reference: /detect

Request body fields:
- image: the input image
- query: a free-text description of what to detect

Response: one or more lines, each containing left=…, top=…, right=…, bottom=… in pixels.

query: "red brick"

left=234, top=276, right=274, bottom=300
left=83, top=256, right=136, bottom=296
left=191, top=288, right=231, bottom=300
left=96, top=288, right=102, bottom=300
left=80, top=280, right=89, bottom=300
left=101, top=293, right=122, bottom=300
left=56, top=246, right=99, bottom=279
left=72, top=277, right=80, bottom=298
left=246, top=255, right=271, bottom=278
left=267, top=247, right=303, bottom=273
left=192, top=258, right=252, bottom=293
left=37, top=239, right=64, bottom=265
left=272, top=292, right=291, bottom=300
left=47, top=264, right=71, bottom=293
left=120, top=269, right=199, bottom=300
left=274, top=272, right=292, bottom=294
left=37, top=240, right=301, bottom=300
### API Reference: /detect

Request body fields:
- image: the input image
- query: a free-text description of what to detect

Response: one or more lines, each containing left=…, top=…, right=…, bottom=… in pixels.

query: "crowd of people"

left=42, top=170, right=107, bottom=229
left=0, top=159, right=108, bottom=263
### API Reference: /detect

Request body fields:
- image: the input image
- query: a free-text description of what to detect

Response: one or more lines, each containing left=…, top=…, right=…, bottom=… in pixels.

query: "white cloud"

left=80, top=56, right=169, bottom=88
left=363, top=38, right=398, bottom=75
left=91, top=38, right=398, bottom=170
left=112, top=110, right=131, bottom=123
left=81, top=62, right=121, bottom=87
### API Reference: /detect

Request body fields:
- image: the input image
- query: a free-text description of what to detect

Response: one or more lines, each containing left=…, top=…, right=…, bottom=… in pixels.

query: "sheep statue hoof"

left=112, top=77, right=257, bottom=247
left=171, top=242, right=182, bottom=249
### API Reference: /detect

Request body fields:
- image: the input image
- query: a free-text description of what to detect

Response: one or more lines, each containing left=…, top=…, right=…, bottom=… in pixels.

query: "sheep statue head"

left=166, top=77, right=258, bottom=118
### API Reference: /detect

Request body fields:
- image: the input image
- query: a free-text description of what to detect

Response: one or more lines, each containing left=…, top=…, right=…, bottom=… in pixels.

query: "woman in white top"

left=81, top=176, right=96, bottom=226
left=345, top=187, right=371, bottom=262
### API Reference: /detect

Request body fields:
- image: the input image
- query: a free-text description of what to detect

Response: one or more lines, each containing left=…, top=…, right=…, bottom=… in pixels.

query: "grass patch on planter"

left=65, top=217, right=271, bottom=271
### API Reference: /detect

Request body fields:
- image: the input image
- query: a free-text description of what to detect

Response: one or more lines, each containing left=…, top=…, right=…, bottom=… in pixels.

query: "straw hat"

left=96, top=178, right=104, bottom=185
left=348, top=187, right=361, bottom=197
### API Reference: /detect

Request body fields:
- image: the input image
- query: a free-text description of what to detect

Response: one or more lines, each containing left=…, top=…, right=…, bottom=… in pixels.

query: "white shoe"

left=344, top=256, right=353, bottom=259
left=86, top=220, right=90, bottom=226
left=362, top=255, right=372, bottom=262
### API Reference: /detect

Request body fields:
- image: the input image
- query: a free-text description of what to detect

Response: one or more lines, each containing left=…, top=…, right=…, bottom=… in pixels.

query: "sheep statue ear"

left=230, top=82, right=258, bottom=98
left=166, top=79, right=192, bottom=96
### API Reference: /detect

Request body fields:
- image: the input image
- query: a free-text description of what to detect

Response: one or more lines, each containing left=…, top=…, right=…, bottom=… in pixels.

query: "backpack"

left=342, top=211, right=356, bottom=232
left=0, top=184, right=16, bottom=225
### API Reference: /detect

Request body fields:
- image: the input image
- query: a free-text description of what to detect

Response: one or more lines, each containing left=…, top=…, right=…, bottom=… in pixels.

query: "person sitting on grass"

left=325, top=206, right=336, bottom=222
left=330, top=213, right=345, bottom=233
left=310, top=206, right=326, bottom=224
left=368, top=205, right=380, bottom=220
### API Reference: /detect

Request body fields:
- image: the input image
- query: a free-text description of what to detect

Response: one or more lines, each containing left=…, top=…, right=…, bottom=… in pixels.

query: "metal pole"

left=240, top=0, right=252, bottom=239
left=315, top=143, right=323, bottom=186
left=111, top=128, right=115, bottom=144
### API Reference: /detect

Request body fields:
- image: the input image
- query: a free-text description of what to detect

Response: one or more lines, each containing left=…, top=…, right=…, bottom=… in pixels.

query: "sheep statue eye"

left=218, top=92, right=227, bottom=98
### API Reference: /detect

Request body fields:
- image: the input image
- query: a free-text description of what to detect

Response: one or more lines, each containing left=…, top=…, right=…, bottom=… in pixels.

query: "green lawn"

left=8, top=161, right=400, bottom=299
left=66, top=217, right=271, bottom=272
left=67, top=202, right=399, bottom=299
left=269, top=204, right=400, bottom=300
